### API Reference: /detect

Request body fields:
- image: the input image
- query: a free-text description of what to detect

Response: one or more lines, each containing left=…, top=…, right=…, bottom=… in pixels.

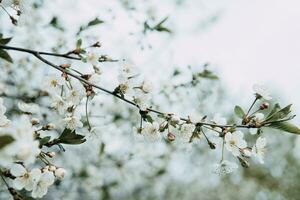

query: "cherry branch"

left=0, top=44, right=273, bottom=129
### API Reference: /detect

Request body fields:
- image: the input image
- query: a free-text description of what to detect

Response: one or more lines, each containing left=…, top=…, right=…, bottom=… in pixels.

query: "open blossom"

left=51, top=95, right=66, bottom=114
left=44, top=74, right=65, bottom=93
left=179, top=123, right=195, bottom=143
left=31, top=170, right=55, bottom=198
left=225, top=131, right=247, bottom=156
left=63, top=114, right=83, bottom=130
left=142, top=122, right=161, bottom=141
left=10, top=164, right=35, bottom=191
left=253, top=84, right=272, bottom=100
left=87, top=51, right=99, bottom=66
left=139, top=80, right=153, bottom=93
left=213, top=160, right=238, bottom=175
left=67, top=82, right=85, bottom=106
left=133, top=91, right=149, bottom=111
left=0, top=98, right=10, bottom=127
left=1, top=0, right=29, bottom=12
left=18, top=102, right=40, bottom=114
left=252, top=137, right=267, bottom=164
left=1, top=116, right=40, bottom=166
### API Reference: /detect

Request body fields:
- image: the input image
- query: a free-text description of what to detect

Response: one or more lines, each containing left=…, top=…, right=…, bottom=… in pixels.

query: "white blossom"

left=0, top=98, right=10, bottom=127
left=213, top=160, right=238, bottom=175
left=51, top=95, right=66, bottom=114
left=63, top=114, right=83, bottom=130
left=179, top=123, right=195, bottom=143
left=66, top=82, right=85, bottom=106
left=225, top=131, right=247, bottom=156
left=142, top=122, right=161, bottom=141
left=44, top=74, right=65, bottom=93
left=252, top=137, right=267, bottom=164
left=18, top=102, right=40, bottom=114
left=253, top=84, right=272, bottom=100
left=31, top=170, right=55, bottom=198
left=10, top=164, right=34, bottom=191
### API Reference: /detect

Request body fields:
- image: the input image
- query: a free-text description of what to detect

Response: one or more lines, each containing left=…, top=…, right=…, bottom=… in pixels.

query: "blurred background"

left=1, top=0, right=300, bottom=199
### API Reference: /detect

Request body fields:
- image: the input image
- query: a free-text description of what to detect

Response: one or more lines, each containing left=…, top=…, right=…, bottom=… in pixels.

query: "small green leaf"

left=49, top=17, right=64, bottom=31
left=269, top=122, right=300, bottom=135
left=0, top=49, right=13, bottom=63
left=266, top=104, right=292, bottom=121
left=57, top=128, right=86, bottom=145
left=77, top=17, right=104, bottom=35
left=39, top=136, right=51, bottom=147
left=234, top=106, right=245, bottom=119
left=197, top=69, right=219, bottom=80
left=0, top=37, right=12, bottom=45
left=0, top=135, right=14, bottom=149
left=76, top=39, right=82, bottom=48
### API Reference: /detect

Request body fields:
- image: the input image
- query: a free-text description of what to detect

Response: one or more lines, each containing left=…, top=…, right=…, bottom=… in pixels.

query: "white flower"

left=253, top=84, right=272, bottom=100
left=179, top=123, right=195, bottom=143
left=4, top=116, right=40, bottom=165
left=18, top=102, right=40, bottom=114
left=87, top=52, right=99, bottom=66
left=225, top=131, right=247, bottom=156
left=10, top=164, right=34, bottom=191
left=67, top=82, right=85, bottom=106
left=44, top=74, right=64, bottom=93
left=0, top=98, right=10, bottom=127
left=51, top=95, right=66, bottom=115
left=0, top=115, right=10, bottom=127
left=31, top=170, right=55, bottom=198
left=213, top=160, right=238, bottom=175
left=63, top=114, right=83, bottom=130
left=252, top=137, right=267, bottom=164
left=133, top=92, right=149, bottom=111
left=54, top=168, right=66, bottom=180
left=139, top=80, right=153, bottom=93
left=142, top=122, right=161, bottom=141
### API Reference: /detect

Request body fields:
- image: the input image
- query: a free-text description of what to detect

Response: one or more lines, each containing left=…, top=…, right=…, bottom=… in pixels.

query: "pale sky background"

left=171, top=0, right=300, bottom=118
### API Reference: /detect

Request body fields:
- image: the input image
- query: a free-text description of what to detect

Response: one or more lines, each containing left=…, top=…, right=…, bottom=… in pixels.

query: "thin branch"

left=0, top=44, right=272, bottom=130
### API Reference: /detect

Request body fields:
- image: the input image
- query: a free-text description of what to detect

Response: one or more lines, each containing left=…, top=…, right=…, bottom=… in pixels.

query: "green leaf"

left=0, top=37, right=12, bottom=45
left=77, top=17, right=104, bottom=35
left=267, top=103, right=281, bottom=119
left=153, top=17, right=171, bottom=33
left=57, top=128, right=86, bottom=145
left=266, top=104, right=292, bottom=121
left=0, top=49, right=13, bottom=63
left=49, top=17, right=64, bottom=31
left=234, top=105, right=245, bottom=119
left=39, top=136, right=51, bottom=147
left=197, top=69, right=219, bottom=80
left=87, top=18, right=104, bottom=26
left=269, top=122, right=300, bottom=135
left=76, top=39, right=82, bottom=48
left=0, top=135, right=14, bottom=149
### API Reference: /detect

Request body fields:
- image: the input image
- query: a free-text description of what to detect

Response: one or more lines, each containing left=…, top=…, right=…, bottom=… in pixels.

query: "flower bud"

left=260, top=102, right=270, bottom=110
left=60, top=64, right=71, bottom=69
left=167, top=132, right=176, bottom=141
left=238, top=156, right=250, bottom=168
left=43, top=123, right=55, bottom=130
left=31, top=118, right=40, bottom=125
left=46, top=152, right=56, bottom=158
left=208, top=141, right=216, bottom=149
left=48, top=165, right=57, bottom=172
left=54, top=168, right=66, bottom=180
